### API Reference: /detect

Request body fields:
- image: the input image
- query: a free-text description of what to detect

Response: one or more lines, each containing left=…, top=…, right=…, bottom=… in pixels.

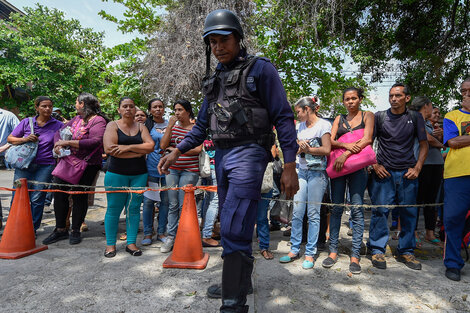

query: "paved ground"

left=0, top=169, right=469, bottom=313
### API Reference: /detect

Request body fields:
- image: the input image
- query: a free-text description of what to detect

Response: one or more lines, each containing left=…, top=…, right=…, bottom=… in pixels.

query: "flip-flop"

left=425, top=238, right=443, bottom=246
left=415, top=237, right=423, bottom=248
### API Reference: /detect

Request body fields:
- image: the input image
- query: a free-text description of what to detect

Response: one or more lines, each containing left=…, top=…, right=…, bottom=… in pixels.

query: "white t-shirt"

left=297, top=118, right=331, bottom=170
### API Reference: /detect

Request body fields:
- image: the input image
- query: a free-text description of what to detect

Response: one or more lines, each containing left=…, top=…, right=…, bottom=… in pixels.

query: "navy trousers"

left=214, top=143, right=269, bottom=257
left=444, top=175, right=470, bottom=270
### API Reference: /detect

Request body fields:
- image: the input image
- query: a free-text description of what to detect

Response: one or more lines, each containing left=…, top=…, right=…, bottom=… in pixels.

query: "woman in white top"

left=280, top=96, right=331, bottom=269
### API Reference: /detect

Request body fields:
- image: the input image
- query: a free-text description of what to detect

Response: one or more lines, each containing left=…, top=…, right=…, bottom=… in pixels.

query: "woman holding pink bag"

left=321, top=87, right=375, bottom=274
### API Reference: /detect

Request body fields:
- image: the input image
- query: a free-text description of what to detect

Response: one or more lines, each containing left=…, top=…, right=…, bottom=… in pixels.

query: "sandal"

left=425, top=238, right=443, bottom=247
left=119, top=233, right=127, bottom=241
left=260, top=249, right=274, bottom=260
left=415, top=236, right=423, bottom=249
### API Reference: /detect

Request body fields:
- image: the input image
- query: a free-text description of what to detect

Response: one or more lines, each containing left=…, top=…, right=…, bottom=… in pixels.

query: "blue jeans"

left=290, top=169, right=328, bottom=257
left=165, top=169, right=199, bottom=237
left=257, top=190, right=273, bottom=250
left=142, top=176, right=169, bottom=236
left=13, top=163, right=55, bottom=231
left=330, top=169, right=367, bottom=259
left=443, top=176, right=470, bottom=270
left=368, top=170, right=418, bottom=255
left=202, top=168, right=219, bottom=238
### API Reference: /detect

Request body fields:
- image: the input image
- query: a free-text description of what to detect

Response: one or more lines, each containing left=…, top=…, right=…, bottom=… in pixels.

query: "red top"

left=169, top=125, right=199, bottom=172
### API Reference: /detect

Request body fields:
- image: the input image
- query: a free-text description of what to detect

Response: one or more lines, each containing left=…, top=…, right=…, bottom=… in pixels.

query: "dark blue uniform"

left=177, top=54, right=297, bottom=257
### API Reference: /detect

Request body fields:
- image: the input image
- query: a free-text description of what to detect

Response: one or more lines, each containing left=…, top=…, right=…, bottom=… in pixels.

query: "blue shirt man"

left=158, top=9, right=298, bottom=313
left=368, top=83, right=428, bottom=271
left=0, top=108, right=20, bottom=157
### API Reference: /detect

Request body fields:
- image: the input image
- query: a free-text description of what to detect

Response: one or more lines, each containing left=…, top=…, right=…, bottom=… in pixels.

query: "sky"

left=7, top=0, right=392, bottom=111
left=8, top=0, right=140, bottom=47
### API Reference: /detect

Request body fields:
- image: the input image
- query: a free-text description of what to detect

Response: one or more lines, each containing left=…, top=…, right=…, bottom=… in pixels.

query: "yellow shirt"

left=443, top=109, right=470, bottom=179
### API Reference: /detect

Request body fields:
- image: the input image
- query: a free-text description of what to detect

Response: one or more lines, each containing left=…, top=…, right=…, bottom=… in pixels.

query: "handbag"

left=198, top=147, right=211, bottom=178
left=52, top=145, right=101, bottom=185
left=261, top=162, right=274, bottom=193
left=326, top=115, right=376, bottom=179
left=270, top=194, right=293, bottom=225
left=5, top=118, right=38, bottom=169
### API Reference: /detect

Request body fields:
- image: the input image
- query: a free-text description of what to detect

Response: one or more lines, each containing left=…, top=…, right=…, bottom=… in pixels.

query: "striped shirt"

left=169, top=125, right=199, bottom=172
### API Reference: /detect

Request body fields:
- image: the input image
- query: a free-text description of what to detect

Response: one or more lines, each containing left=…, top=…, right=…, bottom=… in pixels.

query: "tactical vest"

left=202, top=55, right=274, bottom=150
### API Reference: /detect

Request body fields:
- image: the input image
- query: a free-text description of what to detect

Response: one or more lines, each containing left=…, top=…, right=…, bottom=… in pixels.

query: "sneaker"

left=396, top=254, right=422, bottom=270
left=69, top=231, right=82, bottom=245
left=141, top=236, right=152, bottom=246
left=42, top=229, right=69, bottom=245
left=43, top=206, right=52, bottom=214
left=322, top=256, right=337, bottom=268
left=160, top=236, right=174, bottom=253
left=445, top=268, right=461, bottom=281
left=349, top=262, right=362, bottom=274
left=371, top=254, right=387, bottom=269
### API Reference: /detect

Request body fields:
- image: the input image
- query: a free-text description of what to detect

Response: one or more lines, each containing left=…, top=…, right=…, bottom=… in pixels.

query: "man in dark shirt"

left=158, top=9, right=298, bottom=313
left=369, top=83, right=428, bottom=271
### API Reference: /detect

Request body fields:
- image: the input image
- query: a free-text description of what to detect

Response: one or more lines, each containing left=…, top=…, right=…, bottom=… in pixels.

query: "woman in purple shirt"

left=42, top=93, right=108, bottom=245
left=8, top=96, right=63, bottom=233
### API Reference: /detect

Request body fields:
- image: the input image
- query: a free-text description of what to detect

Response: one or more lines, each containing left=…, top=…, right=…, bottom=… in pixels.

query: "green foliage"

left=344, top=0, right=470, bottom=111
left=252, top=0, right=371, bottom=117
left=99, top=0, right=168, bottom=35
left=97, top=0, right=173, bottom=118
left=0, top=5, right=105, bottom=118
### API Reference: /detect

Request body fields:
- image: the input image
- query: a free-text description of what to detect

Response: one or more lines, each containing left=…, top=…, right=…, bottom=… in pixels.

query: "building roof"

left=0, top=0, right=24, bottom=20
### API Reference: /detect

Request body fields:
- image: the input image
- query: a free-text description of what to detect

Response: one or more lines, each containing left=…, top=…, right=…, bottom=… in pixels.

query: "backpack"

left=375, top=109, right=419, bottom=138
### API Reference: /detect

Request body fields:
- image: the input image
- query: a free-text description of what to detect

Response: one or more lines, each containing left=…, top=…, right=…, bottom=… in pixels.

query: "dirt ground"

left=0, top=170, right=469, bottom=313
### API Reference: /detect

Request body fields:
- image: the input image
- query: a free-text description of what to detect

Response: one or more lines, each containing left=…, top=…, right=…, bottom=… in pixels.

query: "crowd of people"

left=0, top=8, right=469, bottom=313
left=0, top=82, right=466, bottom=279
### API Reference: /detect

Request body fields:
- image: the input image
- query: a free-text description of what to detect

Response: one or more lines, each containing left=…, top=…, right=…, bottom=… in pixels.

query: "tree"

left=141, top=0, right=256, bottom=108
left=345, top=0, right=470, bottom=110
left=256, top=0, right=470, bottom=111
left=97, top=0, right=169, bottom=117
left=0, top=5, right=105, bottom=118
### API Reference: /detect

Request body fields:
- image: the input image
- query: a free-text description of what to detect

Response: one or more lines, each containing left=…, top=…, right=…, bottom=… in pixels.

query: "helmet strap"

left=204, top=44, right=211, bottom=80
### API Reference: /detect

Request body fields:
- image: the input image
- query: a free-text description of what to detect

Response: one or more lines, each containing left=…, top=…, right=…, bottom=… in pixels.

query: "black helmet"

left=203, top=9, right=244, bottom=44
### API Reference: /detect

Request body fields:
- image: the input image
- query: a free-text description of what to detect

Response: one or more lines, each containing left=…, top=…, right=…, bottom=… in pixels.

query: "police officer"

left=158, top=9, right=299, bottom=313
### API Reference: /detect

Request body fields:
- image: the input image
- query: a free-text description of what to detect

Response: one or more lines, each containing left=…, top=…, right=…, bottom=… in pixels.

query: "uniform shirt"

left=10, top=116, right=63, bottom=164
left=147, top=120, right=168, bottom=178
left=176, top=52, right=298, bottom=164
left=443, top=109, right=470, bottom=179
left=297, top=119, right=331, bottom=171
left=375, top=108, right=427, bottom=170
left=0, top=109, right=19, bottom=156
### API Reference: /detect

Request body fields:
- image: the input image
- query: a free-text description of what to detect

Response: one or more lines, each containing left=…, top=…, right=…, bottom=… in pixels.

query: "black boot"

left=219, top=251, right=254, bottom=313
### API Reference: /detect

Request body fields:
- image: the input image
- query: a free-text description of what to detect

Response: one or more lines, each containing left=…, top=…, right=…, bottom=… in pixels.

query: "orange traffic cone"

left=0, top=178, right=48, bottom=259
left=163, top=185, right=209, bottom=269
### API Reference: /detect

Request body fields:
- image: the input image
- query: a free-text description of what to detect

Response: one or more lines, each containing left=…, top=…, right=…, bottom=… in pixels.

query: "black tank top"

left=107, top=125, right=147, bottom=175
left=335, top=111, right=366, bottom=140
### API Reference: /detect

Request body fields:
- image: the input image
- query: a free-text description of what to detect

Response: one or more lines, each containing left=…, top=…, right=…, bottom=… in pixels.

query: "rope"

left=1, top=179, right=443, bottom=208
